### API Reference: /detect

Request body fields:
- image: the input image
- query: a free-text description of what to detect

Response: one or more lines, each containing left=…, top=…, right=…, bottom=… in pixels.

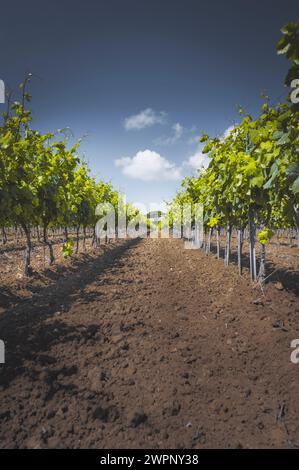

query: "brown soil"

left=0, top=238, right=299, bottom=449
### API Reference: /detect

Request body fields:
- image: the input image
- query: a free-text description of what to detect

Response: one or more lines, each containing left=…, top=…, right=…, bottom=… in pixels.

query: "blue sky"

left=0, top=0, right=297, bottom=211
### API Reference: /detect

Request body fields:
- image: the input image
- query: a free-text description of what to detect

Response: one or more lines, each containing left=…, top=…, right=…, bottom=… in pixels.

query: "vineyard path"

left=0, top=238, right=298, bottom=448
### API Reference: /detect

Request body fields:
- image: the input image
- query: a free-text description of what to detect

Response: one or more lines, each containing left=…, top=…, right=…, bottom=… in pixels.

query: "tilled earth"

left=0, top=238, right=299, bottom=448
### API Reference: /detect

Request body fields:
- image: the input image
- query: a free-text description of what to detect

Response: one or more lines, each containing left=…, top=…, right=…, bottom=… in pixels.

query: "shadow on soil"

left=209, top=242, right=299, bottom=297
left=0, top=238, right=142, bottom=387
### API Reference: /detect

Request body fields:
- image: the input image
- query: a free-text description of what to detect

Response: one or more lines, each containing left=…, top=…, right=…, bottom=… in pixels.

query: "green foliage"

left=277, top=19, right=299, bottom=86
left=166, top=80, right=299, bottom=237
left=0, top=75, right=137, bottom=262
left=62, top=240, right=74, bottom=258
left=257, top=229, right=274, bottom=245
left=199, top=133, right=209, bottom=143
left=207, top=217, right=219, bottom=228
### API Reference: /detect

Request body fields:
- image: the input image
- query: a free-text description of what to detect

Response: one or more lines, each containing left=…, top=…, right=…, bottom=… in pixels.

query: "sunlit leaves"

left=170, top=98, right=298, bottom=232
left=0, top=80, right=123, bottom=243
left=277, top=19, right=299, bottom=86
left=257, top=229, right=274, bottom=245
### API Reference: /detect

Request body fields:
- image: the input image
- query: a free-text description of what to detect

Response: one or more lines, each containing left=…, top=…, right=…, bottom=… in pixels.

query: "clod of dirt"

left=87, top=368, right=103, bottom=392
left=129, top=410, right=148, bottom=428
left=93, top=405, right=119, bottom=423
left=111, top=334, right=124, bottom=344
left=163, top=400, right=181, bottom=417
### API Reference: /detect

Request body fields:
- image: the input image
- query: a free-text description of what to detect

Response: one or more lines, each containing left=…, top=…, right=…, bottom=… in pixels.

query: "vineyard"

left=0, top=17, right=299, bottom=450
left=1, top=23, right=298, bottom=281
left=0, top=76, right=153, bottom=276
left=163, top=21, right=299, bottom=285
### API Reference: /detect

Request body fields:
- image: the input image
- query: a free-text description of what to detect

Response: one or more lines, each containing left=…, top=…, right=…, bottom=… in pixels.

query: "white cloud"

left=124, top=108, right=166, bottom=130
left=221, top=125, right=235, bottom=141
left=115, top=149, right=181, bottom=181
left=183, top=151, right=210, bottom=171
left=172, top=122, right=183, bottom=140
left=155, top=122, right=184, bottom=145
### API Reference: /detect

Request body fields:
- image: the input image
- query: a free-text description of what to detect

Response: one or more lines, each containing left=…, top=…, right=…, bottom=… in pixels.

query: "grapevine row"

left=165, top=20, right=299, bottom=283
left=0, top=76, right=139, bottom=275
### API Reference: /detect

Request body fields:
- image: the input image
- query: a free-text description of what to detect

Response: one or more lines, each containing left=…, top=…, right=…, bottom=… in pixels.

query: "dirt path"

left=0, top=238, right=299, bottom=448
